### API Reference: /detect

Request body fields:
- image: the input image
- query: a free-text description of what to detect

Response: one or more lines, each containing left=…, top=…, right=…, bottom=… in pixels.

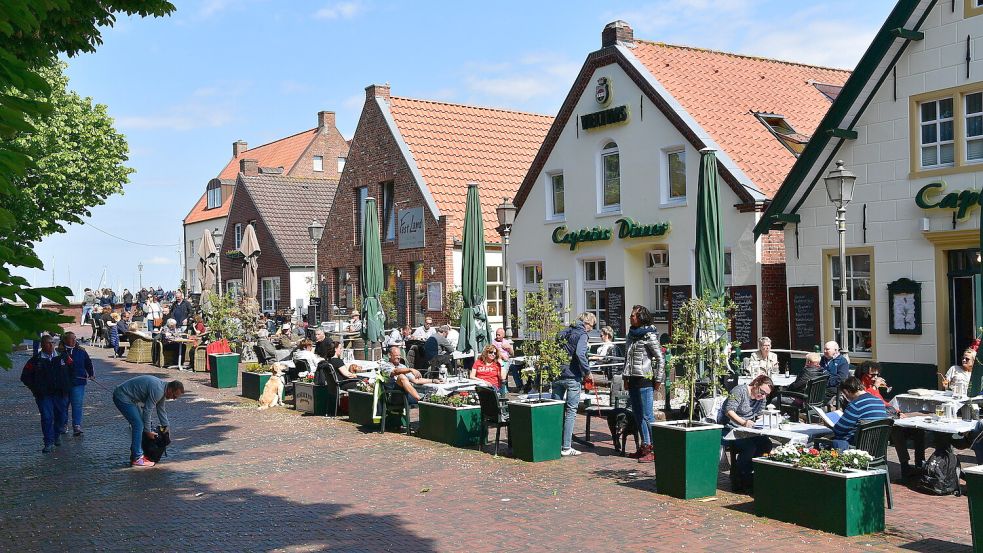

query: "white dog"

left=257, top=363, right=286, bottom=409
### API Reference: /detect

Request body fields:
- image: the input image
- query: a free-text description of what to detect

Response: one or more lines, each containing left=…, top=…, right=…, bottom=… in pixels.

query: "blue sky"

left=23, top=0, right=895, bottom=296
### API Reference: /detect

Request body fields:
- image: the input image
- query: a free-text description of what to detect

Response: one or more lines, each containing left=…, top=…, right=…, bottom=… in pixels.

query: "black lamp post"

left=496, top=197, right=517, bottom=339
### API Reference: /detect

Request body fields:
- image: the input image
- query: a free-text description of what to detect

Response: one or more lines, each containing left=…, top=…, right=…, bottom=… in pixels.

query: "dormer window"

left=206, top=180, right=222, bottom=209
left=753, top=112, right=809, bottom=155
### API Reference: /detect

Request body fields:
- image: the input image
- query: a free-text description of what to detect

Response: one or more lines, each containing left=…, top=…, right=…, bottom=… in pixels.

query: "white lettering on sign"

left=398, top=207, right=425, bottom=249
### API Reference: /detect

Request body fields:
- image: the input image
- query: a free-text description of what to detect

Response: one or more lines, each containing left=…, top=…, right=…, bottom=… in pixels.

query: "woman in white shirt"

left=292, top=339, right=323, bottom=374
left=145, top=298, right=163, bottom=333
left=943, top=348, right=976, bottom=392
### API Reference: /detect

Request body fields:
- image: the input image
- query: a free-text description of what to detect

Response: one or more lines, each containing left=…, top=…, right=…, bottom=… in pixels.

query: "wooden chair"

left=854, top=418, right=895, bottom=509
left=776, top=376, right=828, bottom=423
left=475, top=385, right=511, bottom=456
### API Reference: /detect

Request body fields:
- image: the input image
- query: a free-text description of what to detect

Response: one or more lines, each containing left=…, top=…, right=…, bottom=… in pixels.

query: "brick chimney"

left=365, top=83, right=391, bottom=101
left=232, top=140, right=248, bottom=157
left=240, top=158, right=259, bottom=176
left=601, top=20, right=633, bottom=47
left=317, top=111, right=335, bottom=130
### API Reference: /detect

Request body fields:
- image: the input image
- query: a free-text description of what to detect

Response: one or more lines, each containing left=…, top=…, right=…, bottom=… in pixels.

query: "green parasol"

left=695, top=148, right=724, bottom=301
left=360, top=197, right=386, bottom=346
left=457, top=183, right=491, bottom=354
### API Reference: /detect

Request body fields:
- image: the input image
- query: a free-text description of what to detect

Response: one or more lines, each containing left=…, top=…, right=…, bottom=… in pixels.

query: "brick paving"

left=0, top=324, right=974, bottom=552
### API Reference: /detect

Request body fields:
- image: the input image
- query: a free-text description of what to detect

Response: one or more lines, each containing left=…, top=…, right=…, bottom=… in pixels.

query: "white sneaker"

left=560, top=447, right=581, bottom=457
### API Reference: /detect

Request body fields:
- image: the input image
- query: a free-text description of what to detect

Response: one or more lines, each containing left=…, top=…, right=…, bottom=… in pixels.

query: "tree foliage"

left=519, top=285, right=568, bottom=393
left=0, top=1, right=175, bottom=369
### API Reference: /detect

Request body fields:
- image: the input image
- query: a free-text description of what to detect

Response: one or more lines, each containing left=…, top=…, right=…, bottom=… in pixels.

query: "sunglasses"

left=963, top=357, right=973, bottom=362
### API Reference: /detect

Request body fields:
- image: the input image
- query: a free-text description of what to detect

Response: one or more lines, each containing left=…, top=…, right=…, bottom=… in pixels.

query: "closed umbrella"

left=239, top=223, right=261, bottom=300
left=457, top=183, right=491, bottom=354
left=972, top=207, right=983, bottom=396
left=197, top=229, right=217, bottom=294
left=361, top=197, right=386, bottom=347
left=695, top=148, right=724, bottom=301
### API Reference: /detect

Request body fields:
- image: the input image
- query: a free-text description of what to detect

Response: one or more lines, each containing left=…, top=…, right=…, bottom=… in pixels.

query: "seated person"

left=421, top=325, right=454, bottom=369
left=828, top=376, right=888, bottom=451
left=328, top=341, right=360, bottom=382
left=471, top=345, right=508, bottom=396
left=313, top=329, right=334, bottom=360
left=292, top=321, right=308, bottom=341
left=160, top=318, right=182, bottom=343
left=275, top=323, right=297, bottom=349
left=256, top=329, right=279, bottom=362
left=347, top=312, right=363, bottom=333
left=380, top=345, right=440, bottom=403
left=720, top=374, right=774, bottom=493
left=742, top=336, right=780, bottom=377
left=820, top=340, right=851, bottom=404
left=775, top=352, right=826, bottom=412
left=292, top=339, right=323, bottom=371
left=411, top=317, right=436, bottom=340
left=942, top=349, right=975, bottom=392
left=384, top=325, right=412, bottom=349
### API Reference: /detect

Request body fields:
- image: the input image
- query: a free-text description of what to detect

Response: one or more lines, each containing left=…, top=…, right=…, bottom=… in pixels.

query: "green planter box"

left=753, top=458, right=886, bottom=536
left=208, top=353, right=240, bottom=389
left=418, top=402, right=482, bottom=447
left=241, top=372, right=285, bottom=401
left=651, top=421, right=723, bottom=499
left=294, top=381, right=331, bottom=416
left=964, top=464, right=983, bottom=551
left=347, top=389, right=405, bottom=428
left=508, top=399, right=563, bottom=462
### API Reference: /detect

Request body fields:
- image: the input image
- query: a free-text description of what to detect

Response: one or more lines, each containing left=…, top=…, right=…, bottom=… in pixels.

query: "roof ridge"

left=230, top=126, right=318, bottom=158
left=633, top=39, right=853, bottom=73
left=390, top=95, right=554, bottom=120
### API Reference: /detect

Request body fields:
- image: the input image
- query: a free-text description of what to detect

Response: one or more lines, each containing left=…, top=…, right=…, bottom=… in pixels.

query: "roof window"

left=753, top=112, right=809, bottom=156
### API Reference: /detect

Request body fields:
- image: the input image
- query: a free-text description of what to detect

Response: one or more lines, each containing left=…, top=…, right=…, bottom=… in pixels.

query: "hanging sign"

left=398, top=207, right=425, bottom=249
left=915, top=181, right=983, bottom=220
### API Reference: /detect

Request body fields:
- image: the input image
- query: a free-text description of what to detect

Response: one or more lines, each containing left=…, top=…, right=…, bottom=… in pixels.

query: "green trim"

left=774, top=213, right=801, bottom=223
left=826, top=128, right=859, bottom=140
left=890, top=27, right=925, bottom=40
left=753, top=0, right=937, bottom=239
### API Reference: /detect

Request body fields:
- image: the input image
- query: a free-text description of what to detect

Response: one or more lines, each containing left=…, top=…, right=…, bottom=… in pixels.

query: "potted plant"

left=293, top=373, right=332, bottom=416
left=650, top=296, right=735, bottom=499
left=346, top=379, right=405, bottom=428
left=507, top=285, right=567, bottom=462
left=753, top=444, right=883, bottom=536
left=241, top=362, right=283, bottom=402
left=418, top=392, right=483, bottom=447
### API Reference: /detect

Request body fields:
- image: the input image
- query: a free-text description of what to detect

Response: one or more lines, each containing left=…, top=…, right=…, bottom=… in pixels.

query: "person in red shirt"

left=470, top=345, right=508, bottom=397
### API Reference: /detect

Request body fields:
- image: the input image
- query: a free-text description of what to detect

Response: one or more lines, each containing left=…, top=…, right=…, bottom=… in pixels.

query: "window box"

left=650, top=420, right=723, bottom=499
left=418, top=401, right=483, bottom=447
left=507, top=399, right=564, bottom=462
left=208, top=353, right=240, bottom=389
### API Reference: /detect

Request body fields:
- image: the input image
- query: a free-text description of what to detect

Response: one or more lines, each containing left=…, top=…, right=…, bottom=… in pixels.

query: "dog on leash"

left=257, top=363, right=286, bottom=409
left=606, top=407, right=639, bottom=456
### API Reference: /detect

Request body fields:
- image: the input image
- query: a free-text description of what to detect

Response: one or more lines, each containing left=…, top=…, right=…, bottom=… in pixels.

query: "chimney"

left=317, top=111, right=335, bottom=130
left=601, top=20, right=633, bottom=48
left=232, top=140, right=248, bottom=157
left=240, top=158, right=259, bottom=176
left=365, top=83, right=391, bottom=101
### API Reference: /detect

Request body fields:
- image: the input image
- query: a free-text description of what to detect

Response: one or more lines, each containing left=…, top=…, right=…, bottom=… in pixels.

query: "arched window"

left=206, top=180, right=222, bottom=209
left=600, top=141, right=620, bottom=211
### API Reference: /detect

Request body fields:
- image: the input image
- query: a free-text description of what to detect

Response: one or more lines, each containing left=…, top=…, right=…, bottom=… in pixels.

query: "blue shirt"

left=820, top=354, right=850, bottom=389
left=832, top=393, right=887, bottom=443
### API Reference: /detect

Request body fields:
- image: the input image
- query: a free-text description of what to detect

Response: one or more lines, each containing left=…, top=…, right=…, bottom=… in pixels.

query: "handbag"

left=153, top=317, right=163, bottom=327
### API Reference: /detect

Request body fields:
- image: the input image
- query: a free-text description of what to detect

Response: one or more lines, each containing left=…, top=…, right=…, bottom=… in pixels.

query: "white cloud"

left=314, top=1, right=364, bottom=20
left=738, top=17, right=876, bottom=70
left=145, top=256, right=174, bottom=266
left=117, top=106, right=234, bottom=131
left=199, top=0, right=235, bottom=18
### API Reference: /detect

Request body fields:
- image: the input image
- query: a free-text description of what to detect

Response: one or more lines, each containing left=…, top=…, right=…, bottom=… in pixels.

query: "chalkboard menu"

left=606, top=286, right=626, bottom=338
left=309, top=296, right=322, bottom=326
left=396, top=280, right=407, bottom=328
left=788, top=286, right=821, bottom=351
left=668, top=285, right=692, bottom=337
left=728, top=286, right=757, bottom=350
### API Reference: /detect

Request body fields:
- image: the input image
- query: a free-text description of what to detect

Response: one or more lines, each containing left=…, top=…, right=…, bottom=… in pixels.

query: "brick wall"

left=760, top=230, right=789, bottom=349
left=286, top=113, right=350, bottom=180
left=317, top=87, right=453, bottom=325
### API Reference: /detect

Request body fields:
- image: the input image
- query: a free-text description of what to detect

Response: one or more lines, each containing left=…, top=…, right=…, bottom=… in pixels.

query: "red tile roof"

left=388, top=97, right=554, bottom=241
left=631, top=41, right=850, bottom=198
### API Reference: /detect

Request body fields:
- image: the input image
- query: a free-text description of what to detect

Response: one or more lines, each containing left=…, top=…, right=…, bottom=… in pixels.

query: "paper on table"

left=810, top=406, right=842, bottom=428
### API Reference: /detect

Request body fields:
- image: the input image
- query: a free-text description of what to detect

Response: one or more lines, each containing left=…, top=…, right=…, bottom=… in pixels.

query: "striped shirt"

left=832, top=393, right=887, bottom=443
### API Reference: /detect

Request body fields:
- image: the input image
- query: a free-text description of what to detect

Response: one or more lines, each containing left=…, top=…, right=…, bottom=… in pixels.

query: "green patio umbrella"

left=972, top=206, right=983, bottom=395
left=457, top=183, right=491, bottom=354
left=360, top=197, right=386, bottom=347
left=695, top=148, right=724, bottom=301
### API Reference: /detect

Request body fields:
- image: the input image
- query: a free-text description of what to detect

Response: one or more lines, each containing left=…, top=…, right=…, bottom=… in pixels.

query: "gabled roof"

left=236, top=174, right=339, bottom=266
left=754, top=0, right=937, bottom=239
left=183, top=128, right=319, bottom=224
left=384, top=96, right=554, bottom=242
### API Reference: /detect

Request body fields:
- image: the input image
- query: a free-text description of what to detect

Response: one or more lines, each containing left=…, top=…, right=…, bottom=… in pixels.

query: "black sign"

left=606, top=287, right=626, bottom=338
left=396, top=280, right=407, bottom=328
left=729, top=286, right=757, bottom=350
left=788, top=286, right=821, bottom=352
left=668, top=285, right=692, bottom=338
left=309, top=297, right=322, bottom=326
left=580, top=105, right=629, bottom=131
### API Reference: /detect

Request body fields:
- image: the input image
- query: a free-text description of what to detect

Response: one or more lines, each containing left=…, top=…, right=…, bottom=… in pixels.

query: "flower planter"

left=418, top=402, right=482, bottom=447
left=650, top=420, right=723, bottom=500
left=753, top=458, right=886, bottom=536
left=293, top=381, right=331, bottom=416
left=208, top=353, right=239, bottom=389
left=241, top=372, right=284, bottom=401
left=348, top=390, right=377, bottom=426
left=964, top=464, right=983, bottom=551
left=507, top=399, right=563, bottom=462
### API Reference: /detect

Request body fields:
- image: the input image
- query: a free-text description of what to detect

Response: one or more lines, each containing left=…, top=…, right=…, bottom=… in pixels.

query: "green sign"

left=551, top=219, right=671, bottom=251
left=616, top=217, right=670, bottom=239
left=915, top=181, right=983, bottom=220
left=580, top=105, right=629, bottom=131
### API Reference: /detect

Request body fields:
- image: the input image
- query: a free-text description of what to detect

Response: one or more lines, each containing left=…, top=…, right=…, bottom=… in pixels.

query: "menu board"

left=606, top=286, right=626, bottom=338
left=728, top=286, right=757, bottom=350
left=788, top=286, right=821, bottom=351
left=668, top=285, right=692, bottom=337
left=309, top=296, right=322, bottom=326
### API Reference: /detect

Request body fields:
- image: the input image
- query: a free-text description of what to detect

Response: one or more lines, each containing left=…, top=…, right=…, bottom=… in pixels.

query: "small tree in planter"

left=518, top=285, right=567, bottom=398
left=444, top=286, right=463, bottom=327
left=669, top=295, right=739, bottom=422
left=202, top=290, right=252, bottom=352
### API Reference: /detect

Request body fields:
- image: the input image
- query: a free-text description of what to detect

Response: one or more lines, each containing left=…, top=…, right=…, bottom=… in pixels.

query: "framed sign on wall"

left=427, top=282, right=443, bottom=312
left=887, top=278, right=921, bottom=335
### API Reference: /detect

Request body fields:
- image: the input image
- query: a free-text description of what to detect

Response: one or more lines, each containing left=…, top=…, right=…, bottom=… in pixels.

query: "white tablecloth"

left=417, top=378, right=488, bottom=396
left=726, top=422, right=832, bottom=445
left=892, top=415, right=977, bottom=434
left=889, top=392, right=982, bottom=413
left=738, top=374, right=796, bottom=387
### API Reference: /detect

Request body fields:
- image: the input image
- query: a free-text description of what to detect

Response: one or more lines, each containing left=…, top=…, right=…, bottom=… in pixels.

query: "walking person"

left=80, top=288, right=97, bottom=325
left=623, top=305, right=665, bottom=463
left=112, top=376, right=184, bottom=467
left=553, top=312, right=596, bottom=457
left=20, top=335, right=73, bottom=453
left=60, top=332, right=94, bottom=436
left=122, top=288, right=134, bottom=313
left=145, top=295, right=163, bottom=333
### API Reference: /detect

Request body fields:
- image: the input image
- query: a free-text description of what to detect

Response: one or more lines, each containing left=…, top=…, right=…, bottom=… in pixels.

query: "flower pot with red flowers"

left=293, top=374, right=330, bottom=416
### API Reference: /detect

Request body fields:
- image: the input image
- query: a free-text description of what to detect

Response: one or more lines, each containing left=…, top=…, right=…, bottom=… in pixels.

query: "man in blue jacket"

left=21, top=335, right=73, bottom=453
left=554, top=312, right=596, bottom=457
left=60, top=332, right=94, bottom=436
left=820, top=340, right=850, bottom=404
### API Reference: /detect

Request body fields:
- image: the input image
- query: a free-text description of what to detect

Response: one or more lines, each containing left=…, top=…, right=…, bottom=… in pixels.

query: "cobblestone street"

left=0, top=326, right=974, bottom=552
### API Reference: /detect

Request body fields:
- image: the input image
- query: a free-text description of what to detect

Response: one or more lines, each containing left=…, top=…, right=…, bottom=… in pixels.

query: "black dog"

left=606, top=408, right=639, bottom=456
left=141, top=426, right=171, bottom=463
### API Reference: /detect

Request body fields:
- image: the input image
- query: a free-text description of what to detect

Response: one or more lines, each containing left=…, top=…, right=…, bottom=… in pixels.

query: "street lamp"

left=824, top=160, right=857, bottom=352
left=496, top=197, right=517, bottom=339
left=138, top=262, right=143, bottom=289
left=308, top=219, right=325, bottom=320
left=212, top=227, right=224, bottom=296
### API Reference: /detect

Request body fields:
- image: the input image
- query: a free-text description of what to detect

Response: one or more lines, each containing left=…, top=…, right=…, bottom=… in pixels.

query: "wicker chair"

left=125, top=333, right=154, bottom=364
left=192, top=345, right=208, bottom=372
left=152, top=339, right=179, bottom=368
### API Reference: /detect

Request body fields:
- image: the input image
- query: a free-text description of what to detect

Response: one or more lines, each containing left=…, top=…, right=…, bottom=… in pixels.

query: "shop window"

left=599, top=142, right=620, bottom=212
left=583, top=259, right=607, bottom=325
left=354, top=186, right=368, bottom=245
left=334, top=268, right=349, bottom=310
left=261, top=277, right=280, bottom=312
left=753, top=112, right=809, bottom=156
left=486, top=266, right=503, bottom=317
left=664, top=148, right=686, bottom=204
left=548, top=172, right=564, bottom=219
left=381, top=181, right=396, bottom=241
left=206, top=181, right=222, bottom=209
left=226, top=279, right=243, bottom=299
left=920, top=97, right=955, bottom=168
left=828, top=253, right=873, bottom=356
left=313, top=155, right=324, bottom=172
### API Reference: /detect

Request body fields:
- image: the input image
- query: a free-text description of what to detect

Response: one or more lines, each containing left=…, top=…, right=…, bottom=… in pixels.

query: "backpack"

left=141, top=427, right=171, bottom=463
left=917, top=447, right=960, bottom=496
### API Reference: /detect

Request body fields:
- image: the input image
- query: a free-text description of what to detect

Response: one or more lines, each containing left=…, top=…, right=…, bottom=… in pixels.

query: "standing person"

left=742, top=336, right=780, bottom=377
left=554, top=312, right=596, bottom=457
left=20, top=335, right=73, bottom=453
left=145, top=295, right=163, bottom=333
left=313, top=329, right=334, bottom=360
left=137, top=287, right=149, bottom=307
left=492, top=327, right=517, bottom=390
left=942, top=349, right=975, bottom=392
left=60, top=332, right=93, bottom=436
left=471, top=345, right=509, bottom=397
left=99, top=289, right=112, bottom=308
left=112, top=376, right=184, bottom=467
left=622, top=305, right=664, bottom=463
left=81, top=288, right=97, bottom=325
left=720, top=375, right=774, bottom=493
left=820, top=340, right=850, bottom=403
left=122, top=288, right=134, bottom=313
left=170, top=290, right=193, bottom=329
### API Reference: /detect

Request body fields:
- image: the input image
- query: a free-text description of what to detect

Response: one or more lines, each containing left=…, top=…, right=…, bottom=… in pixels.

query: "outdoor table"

left=890, top=391, right=983, bottom=416
left=347, top=359, right=379, bottom=371
left=892, top=415, right=977, bottom=434
left=166, top=337, right=194, bottom=370
left=417, top=377, right=487, bottom=396
left=726, top=422, right=832, bottom=445
left=738, top=374, right=796, bottom=387
left=355, top=370, right=378, bottom=380
left=452, top=350, right=474, bottom=360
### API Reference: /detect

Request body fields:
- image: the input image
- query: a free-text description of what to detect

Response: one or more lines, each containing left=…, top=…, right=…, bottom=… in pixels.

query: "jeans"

left=892, top=426, right=926, bottom=467
left=113, top=394, right=144, bottom=461
left=830, top=439, right=851, bottom=451
left=80, top=305, right=93, bottom=325
left=508, top=361, right=525, bottom=390
left=124, top=303, right=132, bottom=312
left=69, top=385, right=86, bottom=427
left=727, top=435, right=772, bottom=486
left=146, top=319, right=155, bottom=333
left=628, top=384, right=655, bottom=446
left=35, top=394, right=68, bottom=446
left=551, top=378, right=581, bottom=450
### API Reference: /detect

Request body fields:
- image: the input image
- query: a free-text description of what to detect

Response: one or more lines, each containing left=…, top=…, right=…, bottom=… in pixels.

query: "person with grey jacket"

left=622, top=305, right=665, bottom=462
left=112, top=376, right=184, bottom=467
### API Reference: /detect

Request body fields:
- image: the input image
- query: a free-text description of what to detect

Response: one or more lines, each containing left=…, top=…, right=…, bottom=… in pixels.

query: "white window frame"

left=724, top=249, right=733, bottom=287
left=966, top=92, right=983, bottom=163
left=261, top=277, right=281, bottom=312
left=233, top=223, right=243, bottom=250
left=546, top=171, right=565, bottom=221
left=354, top=186, right=368, bottom=245
left=337, top=157, right=347, bottom=174
left=486, top=265, right=504, bottom=319
left=582, top=258, right=607, bottom=326
left=206, top=182, right=222, bottom=209
left=519, top=263, right=543, bottom=337
left=312, top=155, right=324, bottom=172
left=829, top=253, right=873, bottom=358
left=382, top=181, right=396, bottom=241
left=662, top=147, right=687, bottom=207
left=646, top=249, right=670, bottom=322
left=597, top=142, right=621, bottom=214
left=920, top=97, right=955, bottom=169
left=226, top=279, right=243, bottom=299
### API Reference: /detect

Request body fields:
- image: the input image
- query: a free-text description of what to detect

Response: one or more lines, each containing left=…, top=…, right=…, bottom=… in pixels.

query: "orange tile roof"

left=631, top=41, right=850, bottom=198
left=388, top=97, right=554, bottom=242
left=184, top=129, right=319, bottom=224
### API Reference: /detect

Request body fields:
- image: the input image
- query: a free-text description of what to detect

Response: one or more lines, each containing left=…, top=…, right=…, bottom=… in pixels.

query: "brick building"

left=182, top=110, right=349, bottom=294
left=507, top=21, right=850, bottom=347
left=317, top=84, right=552, bottom=327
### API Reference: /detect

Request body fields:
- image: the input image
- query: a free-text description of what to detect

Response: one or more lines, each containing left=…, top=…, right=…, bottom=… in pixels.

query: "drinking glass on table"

left=935, top=405, right=945, bottom=418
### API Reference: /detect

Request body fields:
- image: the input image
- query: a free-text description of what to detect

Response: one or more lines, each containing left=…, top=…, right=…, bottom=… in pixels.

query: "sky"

left=21, top=0, right=896, bottom=297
